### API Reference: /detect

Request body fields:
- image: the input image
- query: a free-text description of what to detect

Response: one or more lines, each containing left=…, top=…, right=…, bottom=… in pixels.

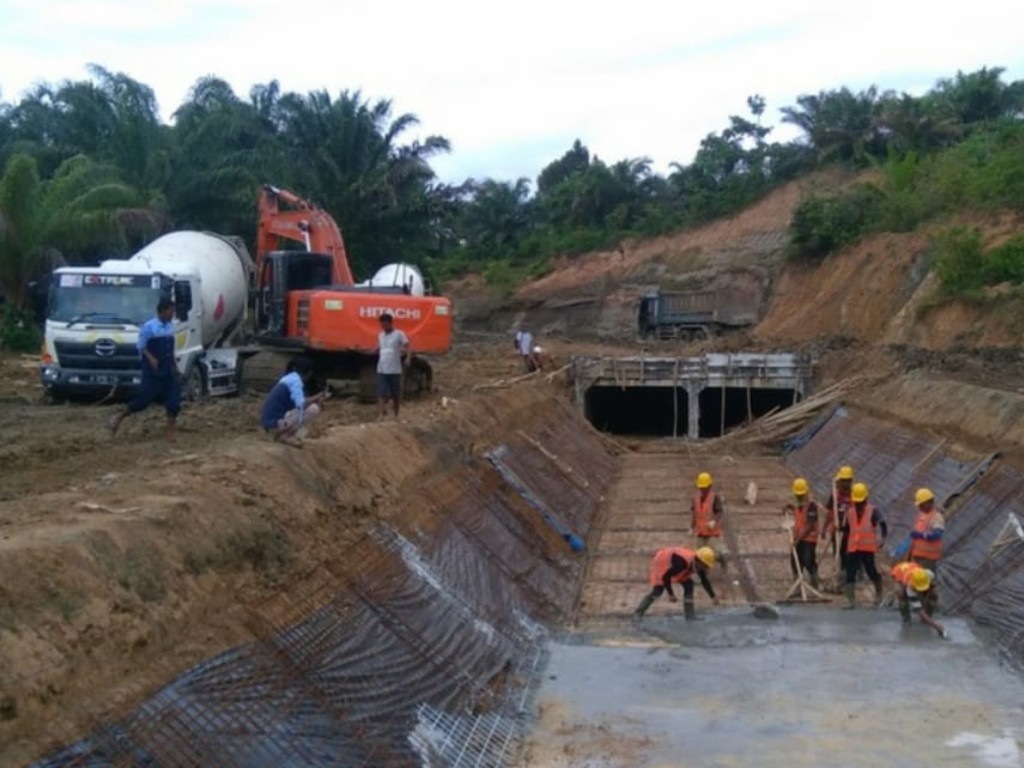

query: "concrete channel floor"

left=515, top=451, right=1024, bottom=767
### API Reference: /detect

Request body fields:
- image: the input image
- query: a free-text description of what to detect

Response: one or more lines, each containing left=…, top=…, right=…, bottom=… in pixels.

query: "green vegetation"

left=931, top=228, right=1024, bottom=295
left=1, top=64, right=1022, bottom=305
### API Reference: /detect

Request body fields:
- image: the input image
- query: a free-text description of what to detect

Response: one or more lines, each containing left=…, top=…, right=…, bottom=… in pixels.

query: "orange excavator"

left=246, top=184, right=452, bottom=396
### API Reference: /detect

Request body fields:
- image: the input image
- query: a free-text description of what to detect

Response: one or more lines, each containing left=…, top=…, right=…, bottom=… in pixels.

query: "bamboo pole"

left=672, top=358, right=679, bottom=438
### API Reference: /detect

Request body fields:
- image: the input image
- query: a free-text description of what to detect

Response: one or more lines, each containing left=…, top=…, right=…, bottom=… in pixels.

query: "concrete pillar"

left=686, top=383, right=701, bottom=439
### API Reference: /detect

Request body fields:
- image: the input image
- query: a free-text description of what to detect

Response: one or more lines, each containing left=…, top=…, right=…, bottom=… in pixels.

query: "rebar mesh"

left=32, top=415, right=613, bottom=767
left=788, top=407, right=1024, bottom=670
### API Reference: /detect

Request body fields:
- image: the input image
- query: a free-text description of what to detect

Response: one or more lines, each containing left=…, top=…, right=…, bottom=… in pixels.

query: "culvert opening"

left=574, top=354, right=812, bottom=439
left=584, top=385, right=800, bottom=437
left=585, top=386, right=687, bottom=437
left=699, top=387, right=800, bottom=437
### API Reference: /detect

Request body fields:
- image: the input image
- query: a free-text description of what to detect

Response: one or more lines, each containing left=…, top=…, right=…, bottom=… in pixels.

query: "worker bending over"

left=842, top=482, right=888, bottom=609
left=634, top=546, right=719, bottom=621
left=891, top=562, right=947, bottom=638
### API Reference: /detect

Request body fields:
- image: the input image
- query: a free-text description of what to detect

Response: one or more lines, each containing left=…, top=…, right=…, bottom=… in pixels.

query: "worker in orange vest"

left=634, top=546, right=719, bottom=621
left=908, top=487, right=945, bottom=572
left=821, top=465, right=855, bottom=572
left=841, top=482, right=888, bottom=609
left=691, top=471, right=724, bottom=549
left=783, top=477, right=820, bottom=588
left=890, top=562, right=947, bottom=638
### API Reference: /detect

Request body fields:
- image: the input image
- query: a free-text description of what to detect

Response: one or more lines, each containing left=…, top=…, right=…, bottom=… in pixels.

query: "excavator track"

left=358, top=356, right=433, bottom=403
left=239, top=350, right=296, bottom=395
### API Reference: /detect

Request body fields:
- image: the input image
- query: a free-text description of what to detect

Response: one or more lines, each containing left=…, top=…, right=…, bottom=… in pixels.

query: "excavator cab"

left=256, top=250, right=333, bottom=336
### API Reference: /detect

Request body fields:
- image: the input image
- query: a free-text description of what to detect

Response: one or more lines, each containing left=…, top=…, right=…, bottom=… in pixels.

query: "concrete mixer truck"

left=39, top=231, right=254, bottom=402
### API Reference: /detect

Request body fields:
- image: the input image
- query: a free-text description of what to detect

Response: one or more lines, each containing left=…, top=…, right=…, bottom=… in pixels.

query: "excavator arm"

left=256, top=185, right=355, bottom=286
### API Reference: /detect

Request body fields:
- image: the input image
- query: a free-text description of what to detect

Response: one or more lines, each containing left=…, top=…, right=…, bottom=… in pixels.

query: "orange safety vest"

left=793, top=502, right=819, bottom=544
left=692, top=490, right=721, bottom=537
left=846, top=503, right=878, bottom=554
left=890, top=561, right=919, bottom=585
left=909, top=509, right=943, bottom=562
left=649, top=547, right=695, bottom=587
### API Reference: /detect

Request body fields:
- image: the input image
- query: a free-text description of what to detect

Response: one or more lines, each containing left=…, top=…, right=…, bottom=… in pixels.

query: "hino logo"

left=94, top=338, right=117, bottom=357
left=358, top=306, right=422, bottom=320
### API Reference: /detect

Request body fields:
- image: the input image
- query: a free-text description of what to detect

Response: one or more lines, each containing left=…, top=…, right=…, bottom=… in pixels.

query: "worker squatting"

left=634, top=467, right=947, bottom=638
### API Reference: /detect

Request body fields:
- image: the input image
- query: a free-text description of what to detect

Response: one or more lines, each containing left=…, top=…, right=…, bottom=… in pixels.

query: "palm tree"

left=0, top=153, right=162, bottom=309
left=274, top=89, right=452, bottom=273
left=781, top=86, right=891, bottom=166
left=461, top=178, right=533, bottom=252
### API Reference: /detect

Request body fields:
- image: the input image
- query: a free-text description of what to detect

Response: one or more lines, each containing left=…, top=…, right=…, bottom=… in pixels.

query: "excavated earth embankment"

left=1, top=387, right=615, bottom=766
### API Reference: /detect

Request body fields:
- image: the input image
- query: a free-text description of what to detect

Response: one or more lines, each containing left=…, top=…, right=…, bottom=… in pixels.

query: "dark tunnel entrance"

left=698, top=387, right=799, bottom=436
left=584, top=386, right=687, bottom=437
left=584, top=385, right=800, bottom=438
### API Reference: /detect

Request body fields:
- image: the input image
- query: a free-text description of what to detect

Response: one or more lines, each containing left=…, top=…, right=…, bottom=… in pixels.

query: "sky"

left=3, top=0, right=1024, bottom=187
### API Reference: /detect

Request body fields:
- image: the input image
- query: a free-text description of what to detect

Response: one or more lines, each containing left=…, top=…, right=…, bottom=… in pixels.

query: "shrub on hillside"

left=932, top=228, right=1024, bottom=295
left=931, top=227, right=985, bottom=294
left=982, top=235, right=1024, bottom=285
left=789, top=183, right=886, bottom=261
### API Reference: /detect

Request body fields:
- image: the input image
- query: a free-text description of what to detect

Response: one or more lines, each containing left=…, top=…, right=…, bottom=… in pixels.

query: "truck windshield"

left=48, top=274, right=161, bottom=326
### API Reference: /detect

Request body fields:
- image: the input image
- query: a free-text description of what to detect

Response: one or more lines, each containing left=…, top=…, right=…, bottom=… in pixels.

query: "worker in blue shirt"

left=109, top=297, right=181, bottom=439
left=260, top=356, right=327, bottom=447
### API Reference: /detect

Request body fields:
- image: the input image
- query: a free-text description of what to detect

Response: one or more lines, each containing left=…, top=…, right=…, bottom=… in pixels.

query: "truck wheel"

left=185, top=364, right=207, bottom=402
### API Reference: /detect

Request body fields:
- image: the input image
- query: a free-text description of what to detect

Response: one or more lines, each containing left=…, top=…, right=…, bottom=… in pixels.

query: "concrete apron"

left=520, top=608, right=1024, bottom=767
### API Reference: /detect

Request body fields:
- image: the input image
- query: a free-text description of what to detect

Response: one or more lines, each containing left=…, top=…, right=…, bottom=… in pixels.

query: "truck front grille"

left=54, top=340, right=141, bottom=370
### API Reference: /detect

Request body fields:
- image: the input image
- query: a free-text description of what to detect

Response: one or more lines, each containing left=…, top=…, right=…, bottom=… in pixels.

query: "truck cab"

left=40, top=231, right=252, bottom=402
left=40, top=267, right=204, bottom=400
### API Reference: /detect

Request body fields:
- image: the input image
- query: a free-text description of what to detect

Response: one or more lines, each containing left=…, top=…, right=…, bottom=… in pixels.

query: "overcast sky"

left=3, top=0, right=1024, bottom=187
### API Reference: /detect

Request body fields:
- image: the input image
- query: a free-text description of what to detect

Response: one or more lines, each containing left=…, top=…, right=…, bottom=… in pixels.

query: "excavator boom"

left=256, top=185, right=355, bottom=286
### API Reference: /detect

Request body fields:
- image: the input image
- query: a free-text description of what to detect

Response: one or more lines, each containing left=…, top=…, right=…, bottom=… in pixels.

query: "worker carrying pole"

left=842, top=482, right=888, bottom=609
left=634, top=546, right=719, bottom=621
left=821, top=465, right=855, bottom=574
left=908, top=487, right=945, bottom=572
left=783, top=477, right=820, bottom=588
left=891, top=562, right=947, bottom=639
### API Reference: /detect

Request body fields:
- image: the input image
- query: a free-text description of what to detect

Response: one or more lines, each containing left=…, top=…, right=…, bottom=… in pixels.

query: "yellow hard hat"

left=696, top=472, right=713, bottom=489
left=851, top=482, right=869, bottom=502
left=915, top=488, right=935, bottom=506
left=836, top=466, right=855, bottom=481
left=910, top=568, right=932, bottom=592
left=695, top=547, right=716, bottom=568
left=792, top=478, right=809, bottom=495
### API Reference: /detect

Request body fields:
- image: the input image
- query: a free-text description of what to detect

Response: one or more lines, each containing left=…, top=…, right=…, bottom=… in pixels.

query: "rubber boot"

left=842, top=584, right=856, bottom=610
left=872, top=577, right=883, bottom=608
left=634, top=594, right=656, bottom=620
left=684, top=599, right=703, bottom=621
left=808, top=568, right=819, bottom=590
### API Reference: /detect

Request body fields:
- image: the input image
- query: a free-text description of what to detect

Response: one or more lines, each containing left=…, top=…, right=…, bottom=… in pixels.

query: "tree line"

left=1, top=63, right=1021, bottom=322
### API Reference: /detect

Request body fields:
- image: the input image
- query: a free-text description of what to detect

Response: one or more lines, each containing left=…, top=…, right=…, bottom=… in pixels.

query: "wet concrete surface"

left=519, top=607, right=1024, bottom=767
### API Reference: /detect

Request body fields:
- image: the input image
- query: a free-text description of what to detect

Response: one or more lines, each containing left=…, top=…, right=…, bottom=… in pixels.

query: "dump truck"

left=637, top=289, right=756, bottom=340
left=40, top=231, right=254, bottom=401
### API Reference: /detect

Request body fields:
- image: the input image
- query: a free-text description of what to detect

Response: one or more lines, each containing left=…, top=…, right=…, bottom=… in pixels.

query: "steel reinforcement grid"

left=787, top=406, right=1024, bottom=668
left=32, top=419, right=612, bottom=768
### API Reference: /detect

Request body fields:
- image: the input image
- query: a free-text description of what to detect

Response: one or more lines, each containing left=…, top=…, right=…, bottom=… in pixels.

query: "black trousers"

left=648, top=581, right=694, bottom=600
left=791, top=540, right=818, bottom=576
left=845, top=551, right=881, bottom=585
